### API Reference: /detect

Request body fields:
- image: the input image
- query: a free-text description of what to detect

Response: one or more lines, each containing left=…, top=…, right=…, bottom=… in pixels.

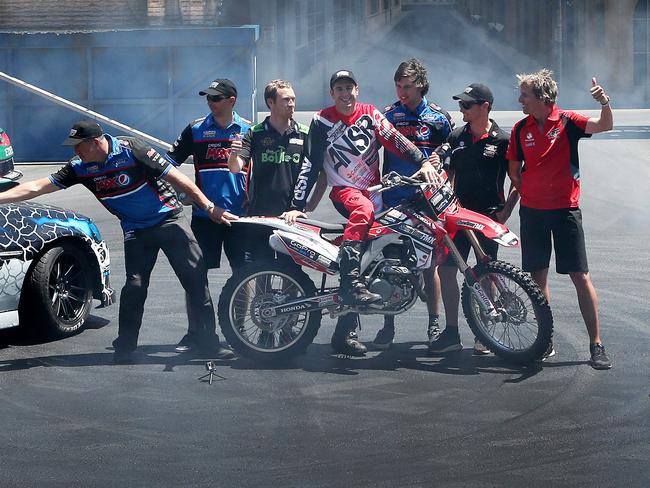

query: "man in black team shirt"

left=228, top=79, right=309, bottom=262
left=428, top=83, right=518, bottom=356
left=0, top=120, right=236, bottom=362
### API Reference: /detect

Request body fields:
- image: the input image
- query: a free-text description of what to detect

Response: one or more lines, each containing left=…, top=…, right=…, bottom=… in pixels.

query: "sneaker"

left=331, top=331, right=367, bottom=356
left=473, top=337, right=490, bottom=355
left=590, top=343, right=612, bottom=370
left=428, top=329, right=462, bottom=354
left=427, top=322, right=441, bottom=345
left=372, top=326, right=395, bottom=350
left=535, top=342, right=556, bottom=362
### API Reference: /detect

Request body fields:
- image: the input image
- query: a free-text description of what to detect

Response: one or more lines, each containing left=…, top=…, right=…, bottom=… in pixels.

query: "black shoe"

left=428, top=329, right=462, bottom=354
left=343, top=282, right=382, bottom=305
left=175, top=334, right=195, bottom=353
left=372, top=326, right=395, bottom=350
left=208, top=345, right=236, bottom=361
left=590, top=343, right=612, bottom=370
left=112, top=350, right=134, bottom=364
left=331, top=331, right=367, bottom=356
left=338, top=240, right=382, bottom=305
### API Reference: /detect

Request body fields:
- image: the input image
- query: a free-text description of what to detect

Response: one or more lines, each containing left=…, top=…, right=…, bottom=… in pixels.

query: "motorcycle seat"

left=296, top=218, right=346, bottom=234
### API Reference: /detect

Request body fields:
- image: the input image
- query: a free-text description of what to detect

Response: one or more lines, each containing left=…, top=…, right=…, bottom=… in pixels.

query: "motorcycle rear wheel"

left=217, top=261, right=321, bottom=361
left=461, top=260, right=553, bottom=365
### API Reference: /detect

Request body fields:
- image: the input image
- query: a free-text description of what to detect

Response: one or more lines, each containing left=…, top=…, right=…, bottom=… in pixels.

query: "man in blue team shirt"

left=0, top=120, right=237, bottom=362
left=167, top=78, right=251, bottom=354
left=372, top=59, right=455, bottom=350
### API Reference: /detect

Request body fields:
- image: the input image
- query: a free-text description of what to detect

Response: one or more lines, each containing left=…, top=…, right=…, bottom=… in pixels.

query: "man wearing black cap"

left=428, top=83, right=518, bottom=355
left=0, top=120, right=236, bottom=362
left=167, top=78, right=251, bottom=353
left=284, top=69, right=439, bottom=356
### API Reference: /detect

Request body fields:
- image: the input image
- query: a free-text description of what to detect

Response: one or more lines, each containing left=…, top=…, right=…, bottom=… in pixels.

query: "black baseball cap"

left=199, top=78, right=237, bottom=98
left=62, top=120, right=103, bottom=146
left=452, top=83, right=494, bottom=105
left=330, top=69, right=358, bottom=88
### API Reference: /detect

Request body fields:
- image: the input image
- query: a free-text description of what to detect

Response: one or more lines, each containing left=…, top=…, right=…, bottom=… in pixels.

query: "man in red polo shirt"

left=507, top=69, right=613, bottom=369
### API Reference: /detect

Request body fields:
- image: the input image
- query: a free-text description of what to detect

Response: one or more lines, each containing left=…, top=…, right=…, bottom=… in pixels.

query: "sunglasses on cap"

left=207, top=94, right=228, bottom=103
left=458, top=100, right=485, bottom=110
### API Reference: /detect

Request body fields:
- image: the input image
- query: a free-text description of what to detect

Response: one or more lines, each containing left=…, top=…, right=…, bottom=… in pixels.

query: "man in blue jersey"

left=0, top=120, right=237, bottom=362
left=167, top=78, right=251, bottom=353
left=372, top=59, right=455, bottom=350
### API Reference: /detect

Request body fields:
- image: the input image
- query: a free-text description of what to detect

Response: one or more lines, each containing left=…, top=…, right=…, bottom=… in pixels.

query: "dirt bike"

left=217, top=168, right=553, bottom=365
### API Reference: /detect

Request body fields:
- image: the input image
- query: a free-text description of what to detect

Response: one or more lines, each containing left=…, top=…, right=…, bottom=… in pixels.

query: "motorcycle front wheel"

left=461, top=260, right=553, bottom=365
left=217, top=261, right=322, bottom=361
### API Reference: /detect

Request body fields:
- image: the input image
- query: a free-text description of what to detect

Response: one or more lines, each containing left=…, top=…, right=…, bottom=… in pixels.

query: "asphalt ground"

left=1, top=115, right=649, bottom=487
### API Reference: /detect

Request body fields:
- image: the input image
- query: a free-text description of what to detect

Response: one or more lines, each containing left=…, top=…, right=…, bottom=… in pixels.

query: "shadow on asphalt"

left=0, top=340, right=590, bottom=383
left=228, top=342, right=547, bottom=383
left=0, top=315, right=111, bottom=347
left=0, top=343, right=220, bottom=372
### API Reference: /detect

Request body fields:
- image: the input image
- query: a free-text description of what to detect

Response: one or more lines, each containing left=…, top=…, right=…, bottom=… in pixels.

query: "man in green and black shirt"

left=228, top=79, right=308, bottom=261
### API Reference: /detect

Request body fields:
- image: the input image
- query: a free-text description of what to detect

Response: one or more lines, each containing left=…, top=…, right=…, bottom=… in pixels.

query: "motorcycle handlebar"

left=367, top=172, right=426, bottom=193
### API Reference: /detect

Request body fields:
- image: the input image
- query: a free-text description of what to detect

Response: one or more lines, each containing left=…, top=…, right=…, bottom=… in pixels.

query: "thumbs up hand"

left=590, top=77, right=609, bottom=105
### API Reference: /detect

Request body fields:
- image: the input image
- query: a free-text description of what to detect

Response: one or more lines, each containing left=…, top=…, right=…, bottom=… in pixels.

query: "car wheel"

left=21, top=242, right=94, bottom=337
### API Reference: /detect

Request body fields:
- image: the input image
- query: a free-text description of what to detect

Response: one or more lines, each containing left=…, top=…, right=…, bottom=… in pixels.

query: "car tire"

left=20, top=242, right=94, bottom=338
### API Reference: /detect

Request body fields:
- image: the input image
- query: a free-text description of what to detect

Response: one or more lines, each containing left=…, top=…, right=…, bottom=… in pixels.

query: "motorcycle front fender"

left=444, top=208, right=519, bottom=247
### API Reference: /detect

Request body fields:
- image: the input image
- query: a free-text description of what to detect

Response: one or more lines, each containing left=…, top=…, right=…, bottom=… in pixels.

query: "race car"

left=0, top=128, right=114, bottom=337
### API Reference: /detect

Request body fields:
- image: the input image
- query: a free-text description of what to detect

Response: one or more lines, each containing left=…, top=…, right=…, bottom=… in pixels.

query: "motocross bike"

left=217, top=169, right=553, bottom=365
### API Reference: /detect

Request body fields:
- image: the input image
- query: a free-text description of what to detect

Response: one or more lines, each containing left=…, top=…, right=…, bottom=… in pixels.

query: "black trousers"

left=114, top=214, right=216, bottom=352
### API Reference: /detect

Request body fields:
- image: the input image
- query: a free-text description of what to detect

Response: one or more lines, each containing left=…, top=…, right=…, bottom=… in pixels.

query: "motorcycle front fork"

left=443, top=231, right=504, bottom=319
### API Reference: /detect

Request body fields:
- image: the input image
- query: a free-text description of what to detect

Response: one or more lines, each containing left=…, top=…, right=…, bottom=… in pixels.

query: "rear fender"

left=234, top=216, right=324, bottom=240
left=269, top=230, right=340, bottom=274
left=445, top=208, right=519, bottom=247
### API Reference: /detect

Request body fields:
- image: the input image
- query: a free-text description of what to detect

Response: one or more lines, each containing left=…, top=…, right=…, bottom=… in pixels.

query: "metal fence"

left=0, top=26, right=258, bottom=161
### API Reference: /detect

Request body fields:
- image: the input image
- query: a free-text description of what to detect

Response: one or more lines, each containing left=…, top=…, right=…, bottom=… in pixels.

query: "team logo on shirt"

left=112, top=156, right=130, bottom=167
left=261, top=137, right=274, bottom=147
left=205, top=143, right=230, bottom=160
left=261, top=147, right=300, bottom=164
left=326, top=121, right=347, bottom=144
left=117, top=173, right=131, bottom=186
left=483, top=144, right=498, bottom=158
left=547, top=128, right=561, bottom=140
left=94, top=172, right=131, bottom=191
left=524, top=132, right=535, bottom=148
left=398, top=124, right=431, bottom=140
left=327, top=115, right=374, bottom=170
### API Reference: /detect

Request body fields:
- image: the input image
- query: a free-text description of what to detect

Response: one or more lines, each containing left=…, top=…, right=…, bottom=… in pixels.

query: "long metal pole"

left=0, top=71, right=172, bottom=152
